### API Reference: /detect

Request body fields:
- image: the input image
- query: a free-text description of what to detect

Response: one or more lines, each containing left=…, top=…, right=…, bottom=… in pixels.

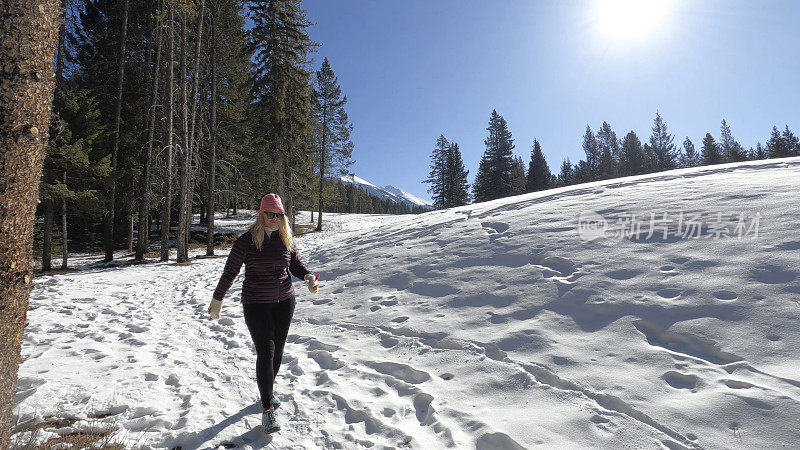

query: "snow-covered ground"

left=13, top=157, right=800, bottom=449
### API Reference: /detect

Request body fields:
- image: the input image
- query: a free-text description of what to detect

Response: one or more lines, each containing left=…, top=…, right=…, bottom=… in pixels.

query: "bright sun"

left=596, top=0, right=673, bottom=42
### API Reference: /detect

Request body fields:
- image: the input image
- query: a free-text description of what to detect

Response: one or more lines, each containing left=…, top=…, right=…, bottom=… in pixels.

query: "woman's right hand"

left=209, top=298, right=223, bottom=320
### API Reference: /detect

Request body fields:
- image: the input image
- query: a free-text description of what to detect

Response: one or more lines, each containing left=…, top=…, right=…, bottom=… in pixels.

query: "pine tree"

left=510, top=156, right=527, bottom=196
left=101, top=0, right=129, bottom=262
left=311, top=57, right=354, bottom=229
left=573, top=159, right=592, bottom=183
left=701, top=133, right=723, bottom=165
left=599, top=142, right=613, bottom=179
left=41, top=85, right=110, bottom=269
left=620, top=131, right=646, bottom=176
left=679, top=136, right=700, bottom=168
left=642, top=143, right=654, bottom=171
left=596, top=122, right=618, bottom=179
left=473, top=110, right=515, bottom=202
left=249, top=0, right=317, bottom=220
left=72, top=0, right=153, bottom=260
left=526, top=139, right=551, bottom=192
left=581, top=125, right=599, bottom=180
left=766, top=126, right=792, bottom=158
left=207, top=0, right=253, bottom=228
left=782, top=126, right=800, bottom=157
left=557, top=157, right=574, bottom=186
left=424, top=135, right=450, bottom=209
left=720, top=119, right=746, bottom=162
left=445, top=142, right=470, bottom=206
left=648, top=112, right=677, bottom=171
left=752, top=142, right=768, bottom=160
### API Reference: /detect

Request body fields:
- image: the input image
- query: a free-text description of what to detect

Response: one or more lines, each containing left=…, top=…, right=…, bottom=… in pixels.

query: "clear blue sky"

left=300, top=0, right=800, bottom=203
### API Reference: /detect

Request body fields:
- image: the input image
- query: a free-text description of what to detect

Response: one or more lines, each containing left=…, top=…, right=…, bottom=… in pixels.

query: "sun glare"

left=596, top=0, right=673, bottom=42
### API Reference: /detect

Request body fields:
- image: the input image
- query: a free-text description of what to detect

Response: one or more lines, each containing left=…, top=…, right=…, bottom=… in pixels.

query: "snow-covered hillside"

left=340, top=175, right=434, bottom=210
left=13, top=157, right=800, bottom=449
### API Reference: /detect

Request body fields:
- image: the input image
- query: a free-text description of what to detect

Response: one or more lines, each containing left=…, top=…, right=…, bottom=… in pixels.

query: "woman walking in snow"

left=209, top=193, right=319, bottom=434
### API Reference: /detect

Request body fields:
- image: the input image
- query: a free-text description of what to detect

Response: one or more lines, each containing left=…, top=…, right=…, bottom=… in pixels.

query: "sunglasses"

left=263, top=211, right=284, bottom=219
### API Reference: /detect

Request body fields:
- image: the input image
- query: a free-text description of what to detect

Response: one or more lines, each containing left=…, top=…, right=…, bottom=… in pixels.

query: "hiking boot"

left=270, top=395, right=281, bottom=410
left=262, top=405, right=280, bottom=434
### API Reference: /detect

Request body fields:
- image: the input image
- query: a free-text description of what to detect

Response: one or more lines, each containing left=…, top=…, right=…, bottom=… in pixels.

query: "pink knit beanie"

left=259, top=193, right=285, bottom=214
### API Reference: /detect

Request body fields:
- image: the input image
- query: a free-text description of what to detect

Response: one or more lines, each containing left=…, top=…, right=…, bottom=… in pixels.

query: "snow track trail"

left=14, top=157, right=800, bottom=448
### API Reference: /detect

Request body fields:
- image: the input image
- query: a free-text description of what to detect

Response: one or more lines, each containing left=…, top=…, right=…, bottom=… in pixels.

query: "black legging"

left=243, top=295, right=296, bottom=409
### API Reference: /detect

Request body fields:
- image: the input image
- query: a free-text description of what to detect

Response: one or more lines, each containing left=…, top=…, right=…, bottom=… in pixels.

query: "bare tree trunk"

left=160, top=2, right=175, bottom=262
left=57, top=3, right=68, bottom=270
left=185, top=0, right=205, bottom=259
left=276, top=154, right=286, bottom=200
left=103, top=0, right=130, bottom=262
left=41, top=0, right=68, bottom=272
left=206, top=0, right=217, bottom=256
left=0, top=0, right=62, bottom=446
left=61, top=172, right=68, bottom=269
left=136, top=0, right=164, bottom=261
left=177, top=10, right=190, bottom=263
left=316, top=94, right=328, bottom=231
left=42, top=199, right=54, bottom=271
left=285, top=164, right=294, bottom=224
left=188, top=0, right=205, bottom=163
left=317, top=154, right=325, bottom=231
left=127, top=214, right=134, bottom=253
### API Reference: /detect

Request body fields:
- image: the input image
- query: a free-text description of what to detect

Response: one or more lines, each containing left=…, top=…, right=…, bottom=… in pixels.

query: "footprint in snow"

left=723, top=379, right=755, bottom=389
left=661, top=371, right=699, bottom=390
left=656, top=288, right=682, bottom=299
left=363, top=361, right=430, bottom=384
left=165, top=374, right=180, bottom=387
left=126, top=324, right=148, bottom=333
left=309, top=350, right=345, bottom=370
left=475, top=432, right=527, bottom=450
left=306, top=339, right=340, bottom=352
left=316, top=372, right=332, bottom=386
left=380, top=334, right=399, bottom=349
left=713, top=290, right=738, bottom=301
left=607, top=268, right=643, bottom=280
left=481, top=221, right=510, bottom=235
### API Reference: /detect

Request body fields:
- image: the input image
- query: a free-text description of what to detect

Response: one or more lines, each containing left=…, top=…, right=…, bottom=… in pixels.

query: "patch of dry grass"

left=10, top=410, right=149, bottom=450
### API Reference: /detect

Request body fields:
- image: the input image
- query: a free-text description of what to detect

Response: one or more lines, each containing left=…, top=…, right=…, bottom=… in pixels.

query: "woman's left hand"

left=304, top=273, right=319, bottom=293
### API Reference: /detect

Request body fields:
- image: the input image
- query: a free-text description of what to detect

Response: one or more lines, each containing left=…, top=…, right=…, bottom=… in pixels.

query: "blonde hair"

left=249, top=212, right=294, bottom=251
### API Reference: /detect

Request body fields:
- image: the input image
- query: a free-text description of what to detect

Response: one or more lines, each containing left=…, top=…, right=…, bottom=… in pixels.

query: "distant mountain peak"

left=339, top=175, right=433, bottom=210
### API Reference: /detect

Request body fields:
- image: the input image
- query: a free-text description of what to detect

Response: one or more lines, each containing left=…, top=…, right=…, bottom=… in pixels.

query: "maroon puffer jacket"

left=213, top=230, right=311, bottom=304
